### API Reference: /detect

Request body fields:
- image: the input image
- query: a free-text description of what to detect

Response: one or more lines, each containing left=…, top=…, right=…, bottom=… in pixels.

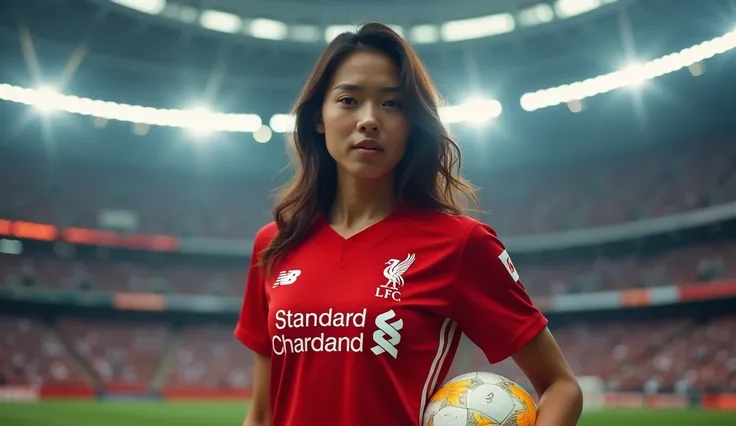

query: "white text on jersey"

left=270, top=308, right=404, bottom=358
left=271, top=309, right=366, bottom=355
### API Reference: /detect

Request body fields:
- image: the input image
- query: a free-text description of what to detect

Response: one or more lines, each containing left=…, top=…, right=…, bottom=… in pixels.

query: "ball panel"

left=508, top=383, right=537, bottom=426
left=469, top=410, right=502, bottom=426
left=423, top=400, right=445, bottom=425
left=466, top=383, right=515, bottom=423
left=428, top=378, right=473, bottom=408
left=472, top=372, right=505, bottom=386
left=430, top=406, right=470, bottom=426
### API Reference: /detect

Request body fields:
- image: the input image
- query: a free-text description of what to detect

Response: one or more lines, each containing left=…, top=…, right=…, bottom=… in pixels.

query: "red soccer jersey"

left=235, top=208, right=547, bottom=426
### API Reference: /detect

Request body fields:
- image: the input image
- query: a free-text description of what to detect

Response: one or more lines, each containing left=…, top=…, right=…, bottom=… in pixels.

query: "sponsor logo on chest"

left=269, top=253, right=416, bottom=358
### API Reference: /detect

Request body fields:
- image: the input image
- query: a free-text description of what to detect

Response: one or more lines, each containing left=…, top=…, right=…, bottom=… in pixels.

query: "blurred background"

left=0, top=0, right=735, bottom=425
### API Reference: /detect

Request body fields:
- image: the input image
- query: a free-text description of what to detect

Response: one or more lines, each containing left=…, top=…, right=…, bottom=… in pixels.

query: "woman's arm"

left=512, top=328, right=583, bottom=426
left=243, top=353, right=271, bottom=426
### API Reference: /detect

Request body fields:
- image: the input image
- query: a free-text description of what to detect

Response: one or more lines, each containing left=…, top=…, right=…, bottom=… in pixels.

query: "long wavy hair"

left=261, top=22, right=477, bottom=273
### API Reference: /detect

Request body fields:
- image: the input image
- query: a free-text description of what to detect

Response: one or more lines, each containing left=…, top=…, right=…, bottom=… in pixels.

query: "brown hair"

left=261, top=22, right=477, bottom=273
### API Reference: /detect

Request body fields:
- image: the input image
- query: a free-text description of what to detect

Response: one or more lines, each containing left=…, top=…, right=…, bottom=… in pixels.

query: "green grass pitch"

left=0, top=401, right=733, bottom=425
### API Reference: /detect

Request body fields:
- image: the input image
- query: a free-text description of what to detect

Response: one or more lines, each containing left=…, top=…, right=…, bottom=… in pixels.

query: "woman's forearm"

left=535, top=378, right=584, bottom=426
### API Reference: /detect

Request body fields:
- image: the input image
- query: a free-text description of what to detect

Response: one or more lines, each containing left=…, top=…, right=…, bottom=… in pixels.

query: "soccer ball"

left=423, top=372, right=537, bottom=426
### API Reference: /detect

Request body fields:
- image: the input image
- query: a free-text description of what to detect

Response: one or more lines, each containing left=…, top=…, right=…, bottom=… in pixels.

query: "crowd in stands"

left=1, top=240, right=734, bottom=298
left=481, top=316, right=736, bottom=395
left=0, top=316, right=90, bottom=387
left=1, top=139, right=734, bottom=239
left=2, top=314, right=734, bottom=394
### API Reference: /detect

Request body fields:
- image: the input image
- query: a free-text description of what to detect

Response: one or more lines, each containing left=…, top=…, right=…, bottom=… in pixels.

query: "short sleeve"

left=234, top=228, right=274, bottom=356
left=451, top=222, right=548, bottom=364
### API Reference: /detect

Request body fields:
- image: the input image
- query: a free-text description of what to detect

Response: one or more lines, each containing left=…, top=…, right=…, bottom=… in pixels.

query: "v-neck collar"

left=323, top=207, right=403, bottom=240
left=314, top=207, right=408, bottom=267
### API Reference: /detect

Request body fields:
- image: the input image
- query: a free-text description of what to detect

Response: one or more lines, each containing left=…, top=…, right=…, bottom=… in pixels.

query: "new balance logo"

left=273, top=270, right=301, bottom=288
left=371, top=309, right=403, bottom=359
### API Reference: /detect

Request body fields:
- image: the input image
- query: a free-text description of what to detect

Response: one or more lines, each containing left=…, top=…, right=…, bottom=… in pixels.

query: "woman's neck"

left=329, top=170, right=396, bottom=232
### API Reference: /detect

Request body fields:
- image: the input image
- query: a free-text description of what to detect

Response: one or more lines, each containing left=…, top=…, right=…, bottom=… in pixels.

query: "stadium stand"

left=1, top=138, right=734, bottom=239
left=2, top=314, right=734, bottom=395
left=0, top=316, right=91, bottom=388
left=167, top=325, right=255, bottom=390
left=455, top=316, right=736, bottom=395
left=55, top=318, right=169, bottom=391
left=0, top=254, right=244, bottom=296
left=2, top=240, right=734, bottom=298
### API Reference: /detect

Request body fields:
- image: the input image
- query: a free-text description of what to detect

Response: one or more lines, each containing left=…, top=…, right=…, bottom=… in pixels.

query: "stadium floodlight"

left=33, top=86, right=61, bottom=113
left=0, top=83, right=263, bottom=133
left=518, top=4, right=555, bottom=27
left=253, top=125, right=273, bottom=143
left=183, top=107, right=215, bottom=137
left=441, top=14, right=515, bottom=42
left=289, top=25, right=321, bottom=43
left=249, top=19, right=288, bottom=41
left=408, top=25, right=440, bottom=44
left=554, top=0, right=602, bottom=19
left=269, top=114, right=296, bottom=133
left=199, top=10, right=242, bottom=34
left=463, top=98, right=503, bottom=124
left=519, top=28, right=736, bottom=111
left=111, top=0, right=166, bottom=15
left=438, top=98, right=502, bottom=125
left=619, top=62, right=648, bottom=87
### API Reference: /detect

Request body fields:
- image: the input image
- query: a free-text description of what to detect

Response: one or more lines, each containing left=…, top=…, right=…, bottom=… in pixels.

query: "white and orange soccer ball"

left=423, top=372, right=537, bottom=426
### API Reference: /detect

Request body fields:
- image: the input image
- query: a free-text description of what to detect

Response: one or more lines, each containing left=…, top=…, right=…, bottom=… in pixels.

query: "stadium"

left=0, top=0, right=735, bottom=424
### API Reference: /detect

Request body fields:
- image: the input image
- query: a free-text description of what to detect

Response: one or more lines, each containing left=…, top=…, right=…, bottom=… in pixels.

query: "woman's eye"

left=338, top=97, right=357, bottom=105
left=384, top=99, right=401, bottom=109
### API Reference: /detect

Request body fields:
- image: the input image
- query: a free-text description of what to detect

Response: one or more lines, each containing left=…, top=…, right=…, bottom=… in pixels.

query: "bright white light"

left=438, top=97, right=502, bottom=124
left=111, top=0, right=166, bottom=15
left=464, top=98, right=503, bottom=123
left=34, top=86, right=60, bottom=113
left=289, top=25, right=321, bottom=42
left=555, top=0, right=601, bottom=19
left=441, top=14, right=515, bottom=42
left=409, top=25, right=440, bottom=44
left=269, top=114, right=295, bottom=133
left=253, top=125, right=272, bottom=143
left=184, top=107, right=214, bottom=137
left=518, top=28, right=736, bottom=110
left=249, top=19, right=288, bottom=40
left=0, top=84, right=263, bottom=133
left=520, top=93, right=539, bottom=112
left=199, top=10, right=241, bottom=34
left=518, top=4, right=555, bottom=26
left=620, top=62, right=647, bottom=87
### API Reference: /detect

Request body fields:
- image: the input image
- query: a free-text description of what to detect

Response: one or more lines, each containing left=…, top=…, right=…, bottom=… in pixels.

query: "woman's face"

left=318, top=49, right=409, bottom=180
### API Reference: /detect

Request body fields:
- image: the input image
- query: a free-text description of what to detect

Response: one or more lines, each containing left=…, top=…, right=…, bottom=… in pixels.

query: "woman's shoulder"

left=403, top=209, right=491, bottom=236
left=253, top=221, right=279, bottom=250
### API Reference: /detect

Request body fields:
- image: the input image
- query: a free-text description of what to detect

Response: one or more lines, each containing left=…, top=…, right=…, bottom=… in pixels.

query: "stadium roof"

left=88, top=0, right=630, bottom=44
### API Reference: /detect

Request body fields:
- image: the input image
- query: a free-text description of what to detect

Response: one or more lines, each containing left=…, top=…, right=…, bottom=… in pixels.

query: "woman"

left=235, top=22, right=582, bottom=426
